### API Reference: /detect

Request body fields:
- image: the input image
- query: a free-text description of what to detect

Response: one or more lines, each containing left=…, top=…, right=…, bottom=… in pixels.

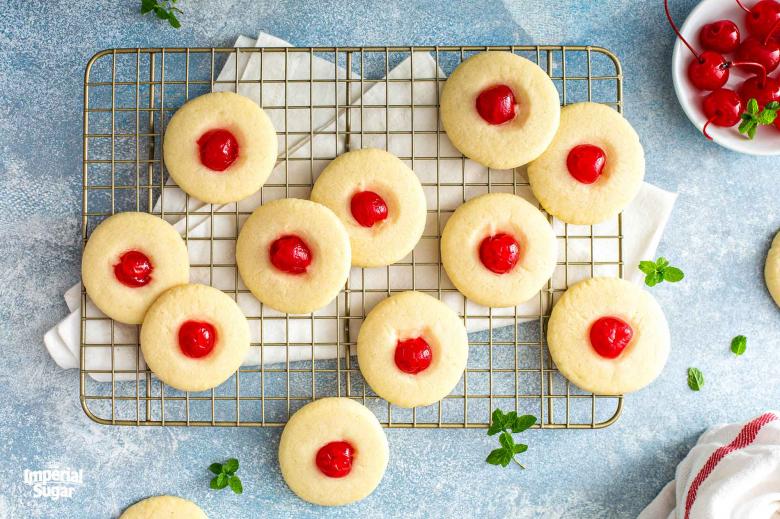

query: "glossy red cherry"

left=699, top=20, right=741, bottom=53
left=113, top=250, right=153, bottom=288
left=394, top=337, right=433, bottom=374
left=738, top=74, right=780, bottom=107
left=350, top=191, right=388, bottom=228
left=688, top=51, right=730, bottom=90
left=475, top=84, right=517, bottom=125
left=197, top=129, right=239, bottom=172
left=737, top=0, right=780, bottom=41
left=269, top=235, right=312, bottom=274
left=479, top=233, right=521, bottom=274
left=589, top=316, right=634, bottom=359
left=701, top=89, right=743, bottom=139
left=566, top=144, right=606, bottom=184
left=178, top=320, right=217, bottom=359
left=315, top=441, right=354, bottom=478
left=736, top=36, right=780, bottom=73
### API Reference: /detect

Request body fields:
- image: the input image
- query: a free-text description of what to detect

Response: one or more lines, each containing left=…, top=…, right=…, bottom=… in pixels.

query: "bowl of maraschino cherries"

left=667, top=0, right=780, bottom=154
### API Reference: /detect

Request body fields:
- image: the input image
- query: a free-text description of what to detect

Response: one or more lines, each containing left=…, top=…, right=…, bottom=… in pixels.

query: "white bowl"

left=672, top=0, right=780, bottom=155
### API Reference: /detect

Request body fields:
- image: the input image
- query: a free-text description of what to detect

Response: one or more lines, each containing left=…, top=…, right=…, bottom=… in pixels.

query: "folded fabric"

left=639, top=412, right=780, bottom=519
left=45, top=34, right=677, bottom=382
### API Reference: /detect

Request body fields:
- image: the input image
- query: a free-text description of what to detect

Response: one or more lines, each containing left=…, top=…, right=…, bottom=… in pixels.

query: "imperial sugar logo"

left=22, top=463, right=84, bottom=500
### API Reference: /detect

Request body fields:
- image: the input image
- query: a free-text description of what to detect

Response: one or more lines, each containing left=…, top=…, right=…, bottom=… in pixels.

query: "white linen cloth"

left=44, top=34, right=677, bottom=381
left=639, top=412, right=780, bottom=519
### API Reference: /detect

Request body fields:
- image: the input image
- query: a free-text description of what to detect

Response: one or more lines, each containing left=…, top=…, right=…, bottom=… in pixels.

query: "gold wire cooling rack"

left=80, top=45, right=624, bottom=428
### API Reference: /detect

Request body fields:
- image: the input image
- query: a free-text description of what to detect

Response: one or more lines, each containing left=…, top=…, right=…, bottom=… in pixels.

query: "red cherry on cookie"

left=701, top=89, right=743, bottom=139
left=589, top=316, right=634, bottom=359
left=197, top=129, right=239, bottom=172
left=269, top=235, right=313, bottom=275
left=738, top=74, right=780, bottom=107
left=475, top=84, right=517, bottom=125
left=736, top=36, right=780, bottom=73
left=350, top=191, right=389, bottom=228
left=315, top=441, right=354, bottom=478
left=113, top=250, right=153, bottom=288
left=699, top=20, right=741, bottom=53
left=566, top=144, right=606, bottom=184
left=178, top=320, right=217, bottom=359
left=479, top=233, right=521, bottom=275
left=394, top=337, right=433, bottom=374
left=737, top=0, right=780, bottom=41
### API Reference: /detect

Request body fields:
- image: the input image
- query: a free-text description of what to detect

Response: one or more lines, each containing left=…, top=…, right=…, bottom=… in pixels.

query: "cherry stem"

left=702, top=115, right=717, bottom=140
left=664, top=0, right=702, bottom=61
left=735, top=0, right=752, bottom=13
left=729, top=60, right=768, bottom=86
left=764, top=19, right=780, bottom=46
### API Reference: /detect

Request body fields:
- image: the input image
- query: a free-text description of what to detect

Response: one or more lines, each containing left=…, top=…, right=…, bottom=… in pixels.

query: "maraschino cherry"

left=315, top=441, right=354, bottom=478
left=350, top=191, right=388, bottom=228
left=178, top=320, right=217, bottom=358
left=589, top=316, right=634, bottom=359
left=113, top=250, right=153, bottom=287
left=479, top=233, right=521, bottom=274
left=739, top=73, right=780, bottom=107
left=476, top=84, right=517, bottom=125
left=566, top=144, right=606, bottom=184
left=736, top=0, right=780, bottom=41
left=269, top=235, right=313, bottom=274
left=700, top=20, right=741, bottom=53
left=394, top=337, right=433, bottom=374
left=736, top=20, right=780, bottom=73
left=197, top=129, right=239, bottom=172
left=701, top=88, right=744, bottom=139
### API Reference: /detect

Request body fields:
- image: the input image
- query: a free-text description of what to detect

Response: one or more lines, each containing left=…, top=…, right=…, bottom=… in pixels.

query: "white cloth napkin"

left=639, top=412, right=780, bottom=519
left=45, top=34, right=677, bottom=381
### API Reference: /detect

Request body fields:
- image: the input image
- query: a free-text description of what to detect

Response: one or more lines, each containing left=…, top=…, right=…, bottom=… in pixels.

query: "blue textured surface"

left=1, top=1, right=779, bottom=518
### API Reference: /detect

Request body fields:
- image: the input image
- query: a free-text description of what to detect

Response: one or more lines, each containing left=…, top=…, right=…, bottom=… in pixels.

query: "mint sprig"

left=638, top=257, right=684, bottom=287
left=739, top=99, right=779, bottom=140
left=486, top=409, right=536, bottom=469
left=140, top=0, right=183, bottom=28
left=209, top=458, right=242, bottom=494
left=730, top=335, right=747, bottom=356
left=687, top=367, right=704, bottom=391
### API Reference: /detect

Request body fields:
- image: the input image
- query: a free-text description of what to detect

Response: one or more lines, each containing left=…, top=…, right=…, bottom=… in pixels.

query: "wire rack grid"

left=80, top=45, right=625, bottom=429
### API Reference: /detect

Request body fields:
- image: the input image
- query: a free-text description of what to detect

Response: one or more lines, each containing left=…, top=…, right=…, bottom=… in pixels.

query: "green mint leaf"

left=766, top=101, right=780, bottom=110
left=208, top=463, right=223, bottom=475
left=758, top=109, right=777, bottom=125
left=513, top=443, right=528, bottom=454
left=645, top=271, right=663, bottom=287
left=499, top=431, right=515, bottom=450
left=216, top=472, right=229, bottom=489
left=490, top=409, right=507, bottom=433
left=487, top=421, right=503, bottom=436
left=656, top=257, right=669, bottom=268
left=140, top=0, right=157, bottom=14
left=210, top=476, right=222, bottom=490
left=505, top=411, right=518, bottom=424
left=663, top=267, right=684, bottom=282
left=486, top=448, right=507, bottom=465
left=748, top=98, right=760, bottom=115
left=228, top=475, right=243, bottom=494
left=687, top=367, right=704, bottom=391
left=168, top=13, right=181, bottom=28
left=638, top=261, right=656, bottom=275
left=154, top=6, right=169, bottom=19
left=511, top=414, right=537, bottom=433
left=748, top=124, right=757, bottom=139
left=223, top=458, right=239, bottom=474
left=730, top=335, right=747, bottom=356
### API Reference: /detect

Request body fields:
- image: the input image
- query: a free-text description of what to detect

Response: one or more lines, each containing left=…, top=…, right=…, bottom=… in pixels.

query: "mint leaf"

left=228, top=476, right=243, bottom=495
left=210, top=475, right=222, bottom=490
left=663, top=267, right=684, bottom=282
left=687, top=367, right=704, bottom=391
left=208, top=463, right=223, bottom=475
left=486, top=409, right=535, bottom=470
left=499, top=431, right=514, bottom=450
left=731, top=335, right=747, bottom=356
left=513, top=444, right=528, bottom=454
left=486, top=448, right=507, bottom=465
left=223, top=458, right=239, bottom=474
left=638, top=261, right=656, bottom=275
left=511, top=414, right=537, bottom=433
left=748, top=98, right=759, bottom=115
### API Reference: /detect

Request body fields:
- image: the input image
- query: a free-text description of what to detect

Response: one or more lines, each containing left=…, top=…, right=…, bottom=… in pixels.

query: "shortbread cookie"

left=440, top=51, right=561, bottom=169
left=119, top=496, right=207, bottom=519
left=236, top=198, right=351, bottom=314
left=547, top=277, right=670, bottom=395
left=357, top=291, right=468, bottom=408
left=163, top=91, right=278, bottom=203
left=81, top=212, right=189, bottom=324
left=140, top=284, right=250, bottom=392
left=279, top=398, right=389, bottom=506
left=766, top=230, right=780, bottom=307
left=527, top=102, right=645, bottom=225
left=311, top=148, right=427, bottom=267
left=440, top=193, right=557, bottom=308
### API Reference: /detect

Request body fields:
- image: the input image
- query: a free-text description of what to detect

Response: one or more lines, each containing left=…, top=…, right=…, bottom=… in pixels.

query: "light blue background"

left=1, top=1, right=778, bottom=517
